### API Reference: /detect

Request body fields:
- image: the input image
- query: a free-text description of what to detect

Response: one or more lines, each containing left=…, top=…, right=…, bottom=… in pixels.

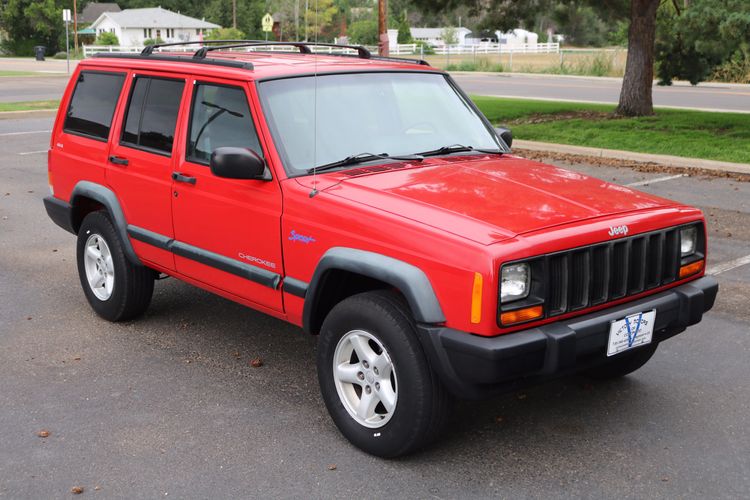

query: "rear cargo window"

left=63, top=71, right=125, bottom=141
left=121, top=76, right=184, bottom=155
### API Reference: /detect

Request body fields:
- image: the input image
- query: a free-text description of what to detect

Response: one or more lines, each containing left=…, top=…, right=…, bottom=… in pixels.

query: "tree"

left=397, top=11, right=413, bottom=44
left=348, top=19, right=379, bottom=45
left=0, top=0, right=64, bottom=55
left=442, top=26, right=458, bottom=45
left=656, top=0, right=750, bottom=85
left=304, top=0, right=338, bottom=40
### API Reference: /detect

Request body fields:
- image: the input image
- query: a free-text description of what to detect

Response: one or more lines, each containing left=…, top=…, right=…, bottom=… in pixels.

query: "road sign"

left=262, top=13, right=274, bottom=32
left=63, top=9, right=71, bottom=22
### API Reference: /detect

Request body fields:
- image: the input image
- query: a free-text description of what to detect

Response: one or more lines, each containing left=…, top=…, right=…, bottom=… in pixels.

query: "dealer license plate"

left=607, top=310, right=656, bottom=357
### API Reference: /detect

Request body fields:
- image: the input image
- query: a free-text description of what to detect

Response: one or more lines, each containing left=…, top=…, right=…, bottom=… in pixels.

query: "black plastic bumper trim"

left=43, top=196, right=75, bottom=234
left=418, top=276, right=718, bottom=399
left=282, top=277, right=308, bottom=298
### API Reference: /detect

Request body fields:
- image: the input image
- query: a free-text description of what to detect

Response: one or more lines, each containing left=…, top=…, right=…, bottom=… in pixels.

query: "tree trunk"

left=616, top=0, right=660, bottom=116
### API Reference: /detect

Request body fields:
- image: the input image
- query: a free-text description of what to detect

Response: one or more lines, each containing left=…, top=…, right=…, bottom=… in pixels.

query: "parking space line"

left=17, top=150, right=47, bottom=156
left=707, top=254, right=750, bottom=276
left=0, top=130, right=50, bottom=137
left=626, top=174, right=687, bottom=187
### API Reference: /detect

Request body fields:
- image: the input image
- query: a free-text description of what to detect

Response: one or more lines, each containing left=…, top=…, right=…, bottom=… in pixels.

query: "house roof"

left=79, top=3, right=121, bottom=24
left=91, top=7, right=220, bottom=30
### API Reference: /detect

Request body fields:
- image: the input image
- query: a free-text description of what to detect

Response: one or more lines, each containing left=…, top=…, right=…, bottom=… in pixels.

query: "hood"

left=319, top=154, right=680, bottom=245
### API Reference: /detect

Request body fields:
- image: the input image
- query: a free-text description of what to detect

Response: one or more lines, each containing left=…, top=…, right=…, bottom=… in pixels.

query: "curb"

left=449, top=71, right=750, bottom=89
left=0, top=109, right=57, bottom=120
left=514, top=140, right=750, bottom=176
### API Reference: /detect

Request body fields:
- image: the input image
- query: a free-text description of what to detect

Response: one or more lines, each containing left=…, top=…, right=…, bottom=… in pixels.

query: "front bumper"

left=417, top=276, right=718, bottom=398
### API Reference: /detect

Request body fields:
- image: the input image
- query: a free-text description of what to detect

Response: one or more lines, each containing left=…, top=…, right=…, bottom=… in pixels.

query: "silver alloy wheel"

left=83, top=233, right=115, bottom=301
left=333, top=329, right=398, bottom=428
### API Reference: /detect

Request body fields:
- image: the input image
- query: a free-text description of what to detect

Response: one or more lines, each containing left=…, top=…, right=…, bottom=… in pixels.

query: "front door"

left=107, top=72, right=188, bottom=270
left=170, top=78, right=284, bottom=312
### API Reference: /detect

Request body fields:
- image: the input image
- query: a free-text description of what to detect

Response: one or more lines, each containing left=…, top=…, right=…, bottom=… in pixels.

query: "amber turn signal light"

left=679, top=259, right=704, bottom=279
left=501, top=305, right=543, bottom=326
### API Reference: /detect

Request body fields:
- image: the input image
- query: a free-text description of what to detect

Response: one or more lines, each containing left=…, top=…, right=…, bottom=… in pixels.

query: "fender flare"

left=70, top=181, right=142, bottom=266
left=302, top=247, right=446, bottom=333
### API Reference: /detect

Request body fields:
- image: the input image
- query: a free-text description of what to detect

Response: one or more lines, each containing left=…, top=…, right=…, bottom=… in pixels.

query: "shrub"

left=53, top=51, right=68, bottom=59
left=446, top=58, right=504, bottom=72
left=348, top=19, right=378, bottom=46
left=204, top=28, right=246, bottom=41
left=143, top=37, right=165, bottom=47
left=95, top=32, right=119, bottom=46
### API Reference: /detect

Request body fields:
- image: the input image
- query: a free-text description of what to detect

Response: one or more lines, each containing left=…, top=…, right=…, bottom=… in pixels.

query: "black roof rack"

left=94, top=40, right=430, bottom=69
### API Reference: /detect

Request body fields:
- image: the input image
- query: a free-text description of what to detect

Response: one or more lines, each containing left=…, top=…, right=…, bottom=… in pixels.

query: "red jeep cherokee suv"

left=44, top=41, right=717, bottom=457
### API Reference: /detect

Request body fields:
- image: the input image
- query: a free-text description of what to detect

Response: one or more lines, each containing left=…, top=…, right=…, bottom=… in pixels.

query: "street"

left=0, top=114, right=749, bottom=498
left=2, top=58, right=749, bottom=113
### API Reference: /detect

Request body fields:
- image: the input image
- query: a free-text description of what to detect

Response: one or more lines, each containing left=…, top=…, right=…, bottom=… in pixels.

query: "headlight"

left=680, top=226, right=697, bottom=256
left=501, top=263, right=530, bottom=302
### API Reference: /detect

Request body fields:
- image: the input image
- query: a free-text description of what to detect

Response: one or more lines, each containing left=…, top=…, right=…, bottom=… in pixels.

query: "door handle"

left=172, top=172, right=197, bottom=185
left=108, top=155, right=129, bottom=166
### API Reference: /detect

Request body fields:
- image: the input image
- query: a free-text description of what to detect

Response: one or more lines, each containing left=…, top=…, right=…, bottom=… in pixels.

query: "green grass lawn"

left=0, top=70, right=44, bottom=77
left=471, top=96, right=750, bottom=164
left=0, top=100, right=59, bottom=112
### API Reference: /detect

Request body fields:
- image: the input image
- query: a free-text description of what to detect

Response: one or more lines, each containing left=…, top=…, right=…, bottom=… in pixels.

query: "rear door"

left=170, top=77, right=284, bottom=312
left=107, top=72, right=188, bottom=270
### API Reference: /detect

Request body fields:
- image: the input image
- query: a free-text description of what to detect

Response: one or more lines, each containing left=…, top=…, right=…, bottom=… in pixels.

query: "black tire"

left=317, top=290, right=450, bottom=458
left=76, top=211, right=155, bottom=322
left=583, top=344, right=658, bottom=380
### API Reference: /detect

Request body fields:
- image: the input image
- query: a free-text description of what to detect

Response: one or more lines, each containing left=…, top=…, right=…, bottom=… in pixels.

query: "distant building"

left=387, top=27, right=472, bottom=47
left=78, top=3, right=121, bottom=24
left=387, top=26, right=539, bottom=48
left=89, top=7, right=220, bottom=45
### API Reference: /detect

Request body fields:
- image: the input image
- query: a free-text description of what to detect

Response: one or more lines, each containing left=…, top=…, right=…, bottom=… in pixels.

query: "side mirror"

left=495, top=127, right=513, bottom=149
left=210, top=147, right=270, bottom=181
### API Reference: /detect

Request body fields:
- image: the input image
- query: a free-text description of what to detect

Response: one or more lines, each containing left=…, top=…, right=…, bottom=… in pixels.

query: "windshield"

left=258, top=72, right=503, bottom=175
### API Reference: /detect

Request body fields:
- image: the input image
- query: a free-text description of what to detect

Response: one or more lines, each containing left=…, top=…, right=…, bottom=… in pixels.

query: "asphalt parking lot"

left=1, top=115, right=749, bottom=498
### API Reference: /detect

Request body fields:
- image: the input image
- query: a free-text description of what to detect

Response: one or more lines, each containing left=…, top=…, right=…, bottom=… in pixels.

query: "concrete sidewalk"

left=514, top=139, right=750, bottom=176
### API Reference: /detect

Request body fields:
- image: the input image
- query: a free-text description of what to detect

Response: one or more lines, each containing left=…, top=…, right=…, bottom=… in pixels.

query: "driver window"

left=186, top=83, right=263, bottom=165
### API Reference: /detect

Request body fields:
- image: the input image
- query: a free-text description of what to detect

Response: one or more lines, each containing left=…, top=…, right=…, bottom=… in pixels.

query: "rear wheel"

left=317, top=290, right=450, bottom=457
left=584, top=344, right=658, bottom=380
left=76, top=211, right=155, bottom=322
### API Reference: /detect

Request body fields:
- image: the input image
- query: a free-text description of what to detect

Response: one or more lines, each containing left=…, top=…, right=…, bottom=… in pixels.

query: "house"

left=387, top=27, right=472, bottom=47
left=89, top=7, right=220, bottom=45
left=78, top=3, right=121, bottom=24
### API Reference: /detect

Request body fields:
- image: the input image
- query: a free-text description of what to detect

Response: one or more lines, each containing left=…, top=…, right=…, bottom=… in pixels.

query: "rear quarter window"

left=63, top=71, right=126, bottom=141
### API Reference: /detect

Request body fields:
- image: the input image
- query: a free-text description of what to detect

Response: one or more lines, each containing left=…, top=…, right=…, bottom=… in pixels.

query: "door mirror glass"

left=210, top=147, right=270, bottom=180
left=495, top=127, right=513, bottom=149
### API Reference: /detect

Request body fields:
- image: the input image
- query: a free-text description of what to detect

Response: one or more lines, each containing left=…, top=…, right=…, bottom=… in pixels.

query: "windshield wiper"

left=416, top=144, right=505, bottom=157
left=307, top=152, right=424, bottom=174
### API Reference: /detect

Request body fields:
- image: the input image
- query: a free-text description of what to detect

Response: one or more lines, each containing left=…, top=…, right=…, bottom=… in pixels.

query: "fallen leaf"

left=53, top=249, right=58, bottom=253
left=94, top=486, right=101, bottom=491
left=73, top=357, right=81, bottom=361
left=661, top=477, right=669, bottom=482
left=232, top=351, right=241, bottom=359
left=71, top=486, right=84, bottom=494
left=27, top=317, right=32, bottom=320
left=327, top=464, right=337, bottom=471
left=250, top=358, right=263, bottom=368
left=37, top=430, right=50, bottom=438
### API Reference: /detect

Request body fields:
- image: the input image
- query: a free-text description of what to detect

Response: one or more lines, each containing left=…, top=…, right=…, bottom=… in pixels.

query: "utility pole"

left=295, top=0, right=300, bottom=41
left=73, top=0, right=78, bottom=56
left=232, top=0, right=237, bottom=29
left=378, top=0, right=388, bottom=56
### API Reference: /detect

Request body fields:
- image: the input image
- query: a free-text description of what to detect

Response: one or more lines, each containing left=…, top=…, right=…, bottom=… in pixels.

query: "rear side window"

left=63, top=71, right=125, bottom=140
left=121, top=76, right=184, bottom=155
left=187, top=83, right=263, bottom=165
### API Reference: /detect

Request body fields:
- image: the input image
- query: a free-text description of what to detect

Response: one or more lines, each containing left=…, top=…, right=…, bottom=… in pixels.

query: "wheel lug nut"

left=362, top=360, right=369, bottom=369
left=365, top=385, right=371, bottom=394
left=375, top=382, right=380, bottom=391
left=373, top=367, right=379, bottom=375
left=357, top=372, right=364, bottom=381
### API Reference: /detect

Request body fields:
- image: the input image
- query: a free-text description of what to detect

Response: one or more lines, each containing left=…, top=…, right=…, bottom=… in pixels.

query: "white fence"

left=433, top=43, right=559, bottom=55
left=83, top=42, right=559, bottom=60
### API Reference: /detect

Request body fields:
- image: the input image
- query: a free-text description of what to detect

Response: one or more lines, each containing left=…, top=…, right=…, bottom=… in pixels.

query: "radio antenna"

left=309, top=0, right=320, bottom=198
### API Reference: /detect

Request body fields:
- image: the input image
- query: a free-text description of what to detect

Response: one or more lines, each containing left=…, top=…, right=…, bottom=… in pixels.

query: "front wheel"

left=76, top=211, right=155, bottom=322
left=317, top=291, right=450, bottom=457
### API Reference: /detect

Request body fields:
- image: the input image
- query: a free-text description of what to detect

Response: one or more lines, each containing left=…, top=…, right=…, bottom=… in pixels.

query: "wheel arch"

left=301, top=248, right=446, bottom=334
left=70, top=181, right=142, bottom=266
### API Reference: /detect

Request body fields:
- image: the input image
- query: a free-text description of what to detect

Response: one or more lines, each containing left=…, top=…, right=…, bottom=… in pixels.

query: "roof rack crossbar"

left=141, top=40, right=255, bottom=56
left=191, top=41, right=371, bottom=60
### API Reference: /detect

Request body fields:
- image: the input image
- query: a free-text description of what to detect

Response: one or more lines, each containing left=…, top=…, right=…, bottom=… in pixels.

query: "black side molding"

left=127, top=225, right=281, bottom=290
left=283, top=277, right=308, bottom=298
